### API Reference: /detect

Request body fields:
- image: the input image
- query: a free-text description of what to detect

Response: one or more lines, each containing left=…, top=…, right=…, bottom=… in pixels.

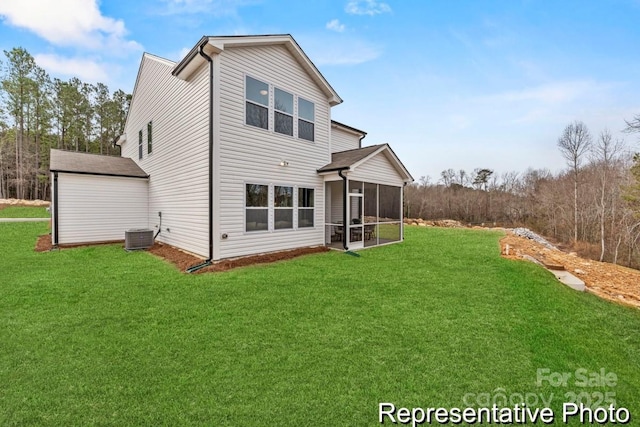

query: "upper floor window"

left=246, top=76, right=269, bottom=130
left=245, top=75, right=316, bottom=142
left=298, top=97, right=315, bottom=142
left=138, top=130, right=143, bottom=160
left=147, top=121, right=153, bottom=154
left=274, top=88, right=293, bottom=136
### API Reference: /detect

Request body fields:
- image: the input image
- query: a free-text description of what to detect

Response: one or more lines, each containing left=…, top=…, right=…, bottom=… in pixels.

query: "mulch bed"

left=148, top=242, right=329, bottom=273
left=35, top=233, right=329, bottom=273
left=35, top=234, right=53, bottom=252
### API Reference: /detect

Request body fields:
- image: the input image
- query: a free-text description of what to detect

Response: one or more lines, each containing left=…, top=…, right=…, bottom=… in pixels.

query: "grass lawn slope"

left=1, top=219, right=639, bottom=426
left=0, top=206, right=49, bottom=218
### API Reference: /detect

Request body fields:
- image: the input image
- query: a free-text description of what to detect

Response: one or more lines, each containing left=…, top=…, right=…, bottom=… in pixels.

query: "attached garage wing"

left=50, top=149, right=149, bottom=246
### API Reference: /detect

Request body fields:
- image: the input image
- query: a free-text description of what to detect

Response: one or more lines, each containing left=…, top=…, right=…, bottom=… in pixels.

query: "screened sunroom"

left=318, top=144, right=413, bottom=250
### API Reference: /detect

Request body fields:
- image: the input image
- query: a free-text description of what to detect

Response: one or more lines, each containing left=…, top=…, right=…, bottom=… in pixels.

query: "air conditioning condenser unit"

left=125, top=229, right=154, bottom=250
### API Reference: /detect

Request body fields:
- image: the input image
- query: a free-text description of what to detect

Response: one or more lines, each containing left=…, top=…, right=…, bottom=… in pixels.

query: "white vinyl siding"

left=331, top=126, right=361, bottom=153
left=55, top=173, right=148, bottom=244
left=121, top=54, right=209, bottom=258
left=349, top=152, right=406, bottom=187
left=217, top=45, right=330, bottom=259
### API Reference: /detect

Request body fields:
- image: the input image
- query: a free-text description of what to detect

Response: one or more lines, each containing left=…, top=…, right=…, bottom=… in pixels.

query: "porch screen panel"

left=364, top=183, right=377, bottom=223
left=379, top=184, right=401, bottom=222
left=378, top=223, right=401, bottom=243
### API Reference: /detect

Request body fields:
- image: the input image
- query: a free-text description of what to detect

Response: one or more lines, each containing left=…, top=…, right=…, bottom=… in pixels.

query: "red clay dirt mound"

left=500, top=232, right=640, bottom=309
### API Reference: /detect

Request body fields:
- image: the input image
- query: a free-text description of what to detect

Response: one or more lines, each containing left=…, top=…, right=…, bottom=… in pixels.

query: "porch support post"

left=338, top=169, right=348, bottom=250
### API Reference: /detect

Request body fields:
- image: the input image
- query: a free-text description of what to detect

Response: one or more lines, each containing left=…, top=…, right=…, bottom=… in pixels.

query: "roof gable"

left=50, top=149, right=148, bottom=178
left=121, top=53, right=175, bottom=139
left=173, top=34, right=342, bottom=106
left=318, top=144, right=414, bottom=183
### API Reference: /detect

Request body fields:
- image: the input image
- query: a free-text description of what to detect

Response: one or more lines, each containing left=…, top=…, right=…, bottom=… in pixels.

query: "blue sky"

left=1, top=0, right=640, bottom=181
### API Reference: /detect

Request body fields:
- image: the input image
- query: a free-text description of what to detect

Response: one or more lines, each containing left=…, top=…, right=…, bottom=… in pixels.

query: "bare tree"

left=591, top=129, right=625, bottom=261
left=557, top=121, right=592, bottom=242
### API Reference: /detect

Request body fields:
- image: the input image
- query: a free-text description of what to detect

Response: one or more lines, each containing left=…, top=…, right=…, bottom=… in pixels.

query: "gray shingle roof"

left=317, top=144, right=386, bottom=172
left=49, top=149, right=148, bottom=178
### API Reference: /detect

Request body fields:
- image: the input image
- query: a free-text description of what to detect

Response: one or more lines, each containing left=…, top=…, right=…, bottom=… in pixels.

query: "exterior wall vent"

left=125, top=229, right=154, bottom=250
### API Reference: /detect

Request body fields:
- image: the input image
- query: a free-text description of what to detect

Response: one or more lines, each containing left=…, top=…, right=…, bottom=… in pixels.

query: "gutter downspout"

left=53, top=171, right=59, bottom=248
left=187, top=43, right=214, bottom=273
left=338, top=169, right=348, bottom=251
left=358, top=132, right=366, bottom=148
left=111, top=136, right=122, bottom=156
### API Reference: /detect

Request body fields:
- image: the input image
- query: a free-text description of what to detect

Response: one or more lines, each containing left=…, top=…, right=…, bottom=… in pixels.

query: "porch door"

left=349, top=193, right=364, bottom=249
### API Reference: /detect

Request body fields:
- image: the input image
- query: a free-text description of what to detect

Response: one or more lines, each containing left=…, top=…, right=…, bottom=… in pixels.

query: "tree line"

left=405, top=121, right=640, bottom=269
left=0, top=47, right=130, bottom=200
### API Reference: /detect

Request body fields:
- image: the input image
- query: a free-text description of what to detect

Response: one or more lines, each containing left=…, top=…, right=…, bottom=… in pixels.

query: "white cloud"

left=34, top=54, right=110, bottom=83
left=160, top=0, right=257, bottom=15
left=345, top=0, right=391, bottom=16
left=326, top=19, right=346, bottom=33
left=0, top=0, right=141, bottom=51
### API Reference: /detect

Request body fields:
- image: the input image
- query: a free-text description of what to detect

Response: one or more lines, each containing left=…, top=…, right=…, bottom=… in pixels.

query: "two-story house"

left=50, top=34, right=413, bottom=267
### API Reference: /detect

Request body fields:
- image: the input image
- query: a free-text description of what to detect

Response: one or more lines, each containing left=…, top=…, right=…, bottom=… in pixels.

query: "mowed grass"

left=0, top=206, right=49, bottom=218
left=1, top=218, right=639, bottom=426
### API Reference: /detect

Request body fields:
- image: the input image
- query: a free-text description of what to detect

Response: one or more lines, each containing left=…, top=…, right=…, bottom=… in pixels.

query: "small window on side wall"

left=246, top=76, right=269, bottom=130
left=298, top=98, right=314, bottom=142
left=147, top=121, right=152, bottom=154
left=246, top=184, right=269, bottom=232
left=138, top=130, right=143, bottom=159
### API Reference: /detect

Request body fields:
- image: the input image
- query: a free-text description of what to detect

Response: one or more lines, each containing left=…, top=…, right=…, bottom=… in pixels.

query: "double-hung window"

left=138, top=130, right=143, bottom=159
left=298, top=188, right=314, bottom=228
left=245, top=184, right=269, bottom=232
left=274, top=88, right=293, bottom=136
left=274, top=186, right=293, bottom=230
left=298, top=97, right=315, bottom=142
left=246, top=76, right=269, bottom=129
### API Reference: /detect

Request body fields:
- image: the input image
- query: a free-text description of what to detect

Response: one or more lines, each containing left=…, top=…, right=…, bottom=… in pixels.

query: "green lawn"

left=1, top=220, right=639, bottom=426
left=0, top=205, right=49, bottom=218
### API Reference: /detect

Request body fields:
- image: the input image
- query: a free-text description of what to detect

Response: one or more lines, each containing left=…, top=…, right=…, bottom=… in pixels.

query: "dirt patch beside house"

left=0, top=198, right=50, bottom=209
left=148, top=243, right=330, bottom=273
left=35, top=233, right=329, bottom=273
left=500, top=232, right=640, bottom=309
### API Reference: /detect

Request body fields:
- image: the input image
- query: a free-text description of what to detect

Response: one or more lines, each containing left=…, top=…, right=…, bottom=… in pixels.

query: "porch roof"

left=317, top=144, right=413, bottom=183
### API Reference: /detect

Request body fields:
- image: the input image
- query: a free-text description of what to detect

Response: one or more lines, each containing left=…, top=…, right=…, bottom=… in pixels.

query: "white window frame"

left=274, top=87, right=294, bottom=137
left=297, top=187, right=315, bottom=228
left=147, top=121, right=153, bottom=154
left=297, top=96, right=315, bottom=142
left=244, top=182, right=270, bottom=233
left=273, top=184, right=294, bottom=231
left=243, top=74, right=316, bottom=143
left=245, top=75, right=270, bottom=131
